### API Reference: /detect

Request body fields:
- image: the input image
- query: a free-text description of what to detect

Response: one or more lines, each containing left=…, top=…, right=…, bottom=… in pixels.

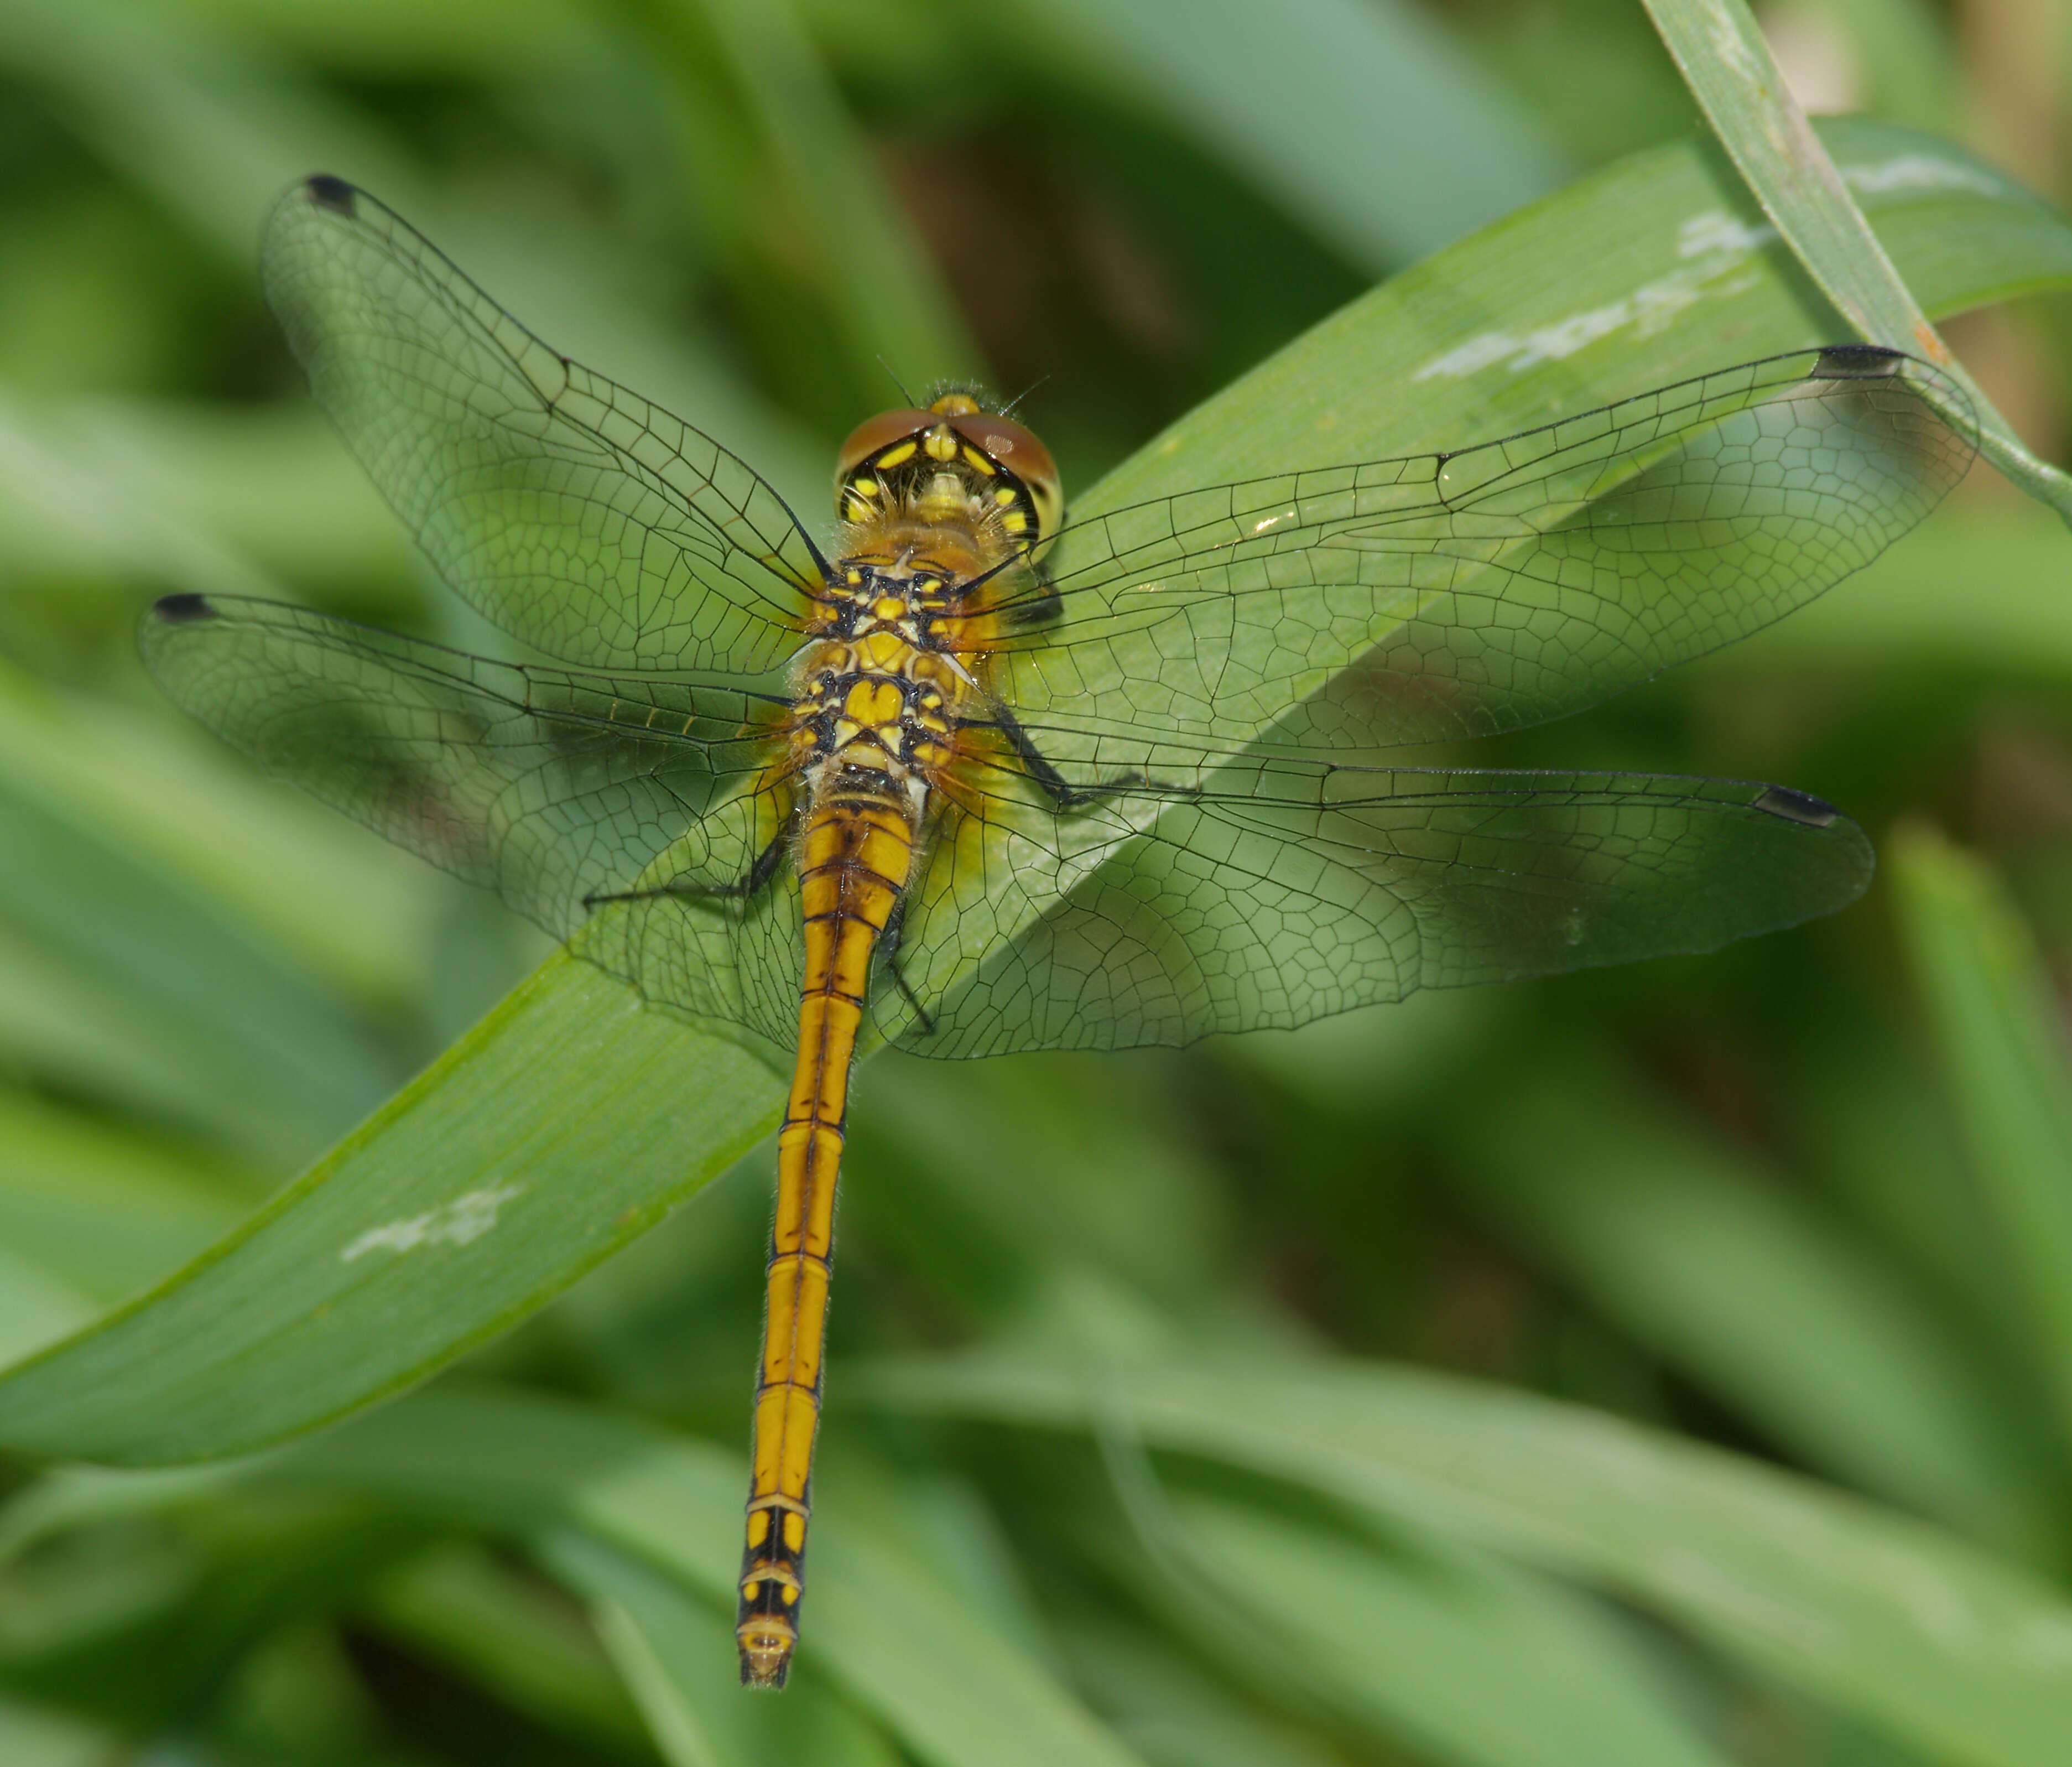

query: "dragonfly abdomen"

left=738, top=789, right=918, bottom=1688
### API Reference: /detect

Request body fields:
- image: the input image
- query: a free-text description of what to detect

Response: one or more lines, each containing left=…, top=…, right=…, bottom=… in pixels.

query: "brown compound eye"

left=948, top=413, right=1063, bottom=543
left=833, top=408, right=935, bottom=486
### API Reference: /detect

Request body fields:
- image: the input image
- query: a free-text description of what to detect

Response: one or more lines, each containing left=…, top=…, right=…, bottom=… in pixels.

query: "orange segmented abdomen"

left=737, top=793, right=915, bottom=1688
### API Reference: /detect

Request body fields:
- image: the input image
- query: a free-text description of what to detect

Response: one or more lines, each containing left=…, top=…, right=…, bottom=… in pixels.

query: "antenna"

left=875, top=355, right=920, bottom=408
left=999, top=374, right=1050, bottom=419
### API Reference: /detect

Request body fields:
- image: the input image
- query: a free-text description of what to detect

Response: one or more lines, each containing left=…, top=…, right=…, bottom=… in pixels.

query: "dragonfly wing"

left=888, top=760, right=1871, bottom=1056
left=1008, top=349, right=1972, bottom=760
left=140, top=594, right=802, bottom=1045
left=263, top=176, right=824, bottom=675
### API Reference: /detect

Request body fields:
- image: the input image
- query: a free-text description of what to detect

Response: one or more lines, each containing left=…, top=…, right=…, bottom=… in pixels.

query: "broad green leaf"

left=262, top=1385, right=1149, bottom=1767
left=1643, top=0, right=2072, bottom=519
left=1030, top=0, right=1568, bottom=270
left=1889, top=824, right=2072, bottom=1444
left=1445, top=1048, right=2050, bottom=1548
left=867, top=1355, right=2072, bottom=1767
left=6, top=117, right=2070, bottom=1464
left=0, top=955, right=780, bottom=1461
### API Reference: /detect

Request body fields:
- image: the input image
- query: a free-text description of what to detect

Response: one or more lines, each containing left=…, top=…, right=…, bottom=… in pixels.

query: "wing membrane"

left=1004, top=349, right=1972, bottom=762
left=887, top=756, right=1872, bottom=1056
left=141, top=593, right=803, bottom=1042
left=263, top=176, right=825, bottom=674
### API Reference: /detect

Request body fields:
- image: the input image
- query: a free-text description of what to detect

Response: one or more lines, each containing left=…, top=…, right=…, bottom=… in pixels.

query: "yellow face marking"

left=873, top=439, right=917, bottom=469
left=961, top=445, right=997, bottom=475
left=924, top=425, right=958, bottom=462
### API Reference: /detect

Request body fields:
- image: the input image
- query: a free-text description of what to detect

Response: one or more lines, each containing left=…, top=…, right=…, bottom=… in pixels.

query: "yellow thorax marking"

left=843, top=677, right=904, bottom=727
left=858, top=630, right=910, bottom=672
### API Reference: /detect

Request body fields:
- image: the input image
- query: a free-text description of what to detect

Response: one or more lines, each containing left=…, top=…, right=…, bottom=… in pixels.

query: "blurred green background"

left=4, top=0, right=2072, bottom=1763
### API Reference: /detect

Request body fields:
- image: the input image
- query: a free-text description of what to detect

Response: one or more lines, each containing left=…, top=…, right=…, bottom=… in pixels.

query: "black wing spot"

left=305, top=174, right=357, bottom=215
left=1753, top=784, right=1840, bottom=827
left=1813, top=344, right=1903, bottom=380
left=153, top=594, right=218, bottom=624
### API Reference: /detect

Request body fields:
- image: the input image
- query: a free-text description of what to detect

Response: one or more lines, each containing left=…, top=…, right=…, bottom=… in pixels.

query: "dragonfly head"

left=835, top=390, right=1061, bottom=561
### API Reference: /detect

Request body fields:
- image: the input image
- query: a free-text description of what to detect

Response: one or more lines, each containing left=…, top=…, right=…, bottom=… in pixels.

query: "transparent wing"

left=886, top=753, right=1872, bottom=1057
left=140, top=596, right=1870, bottom=1057
left=263, top=176, right=825, bottom=675
left=1002, top=348, right=1973, bottom=763
left=140, top=593, right=804, bottom=1044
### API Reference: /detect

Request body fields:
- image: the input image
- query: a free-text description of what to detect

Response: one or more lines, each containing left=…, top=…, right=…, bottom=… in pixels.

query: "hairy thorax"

left=785, top=496, right=1033, bottom=827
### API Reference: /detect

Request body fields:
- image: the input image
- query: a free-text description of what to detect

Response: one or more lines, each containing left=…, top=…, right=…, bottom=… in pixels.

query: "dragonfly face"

left=141, top=175, right=1977, bottom=1688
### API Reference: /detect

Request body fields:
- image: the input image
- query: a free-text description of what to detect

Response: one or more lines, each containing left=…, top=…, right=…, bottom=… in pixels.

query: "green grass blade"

left=547, top=1531, right=902, bottom=1767
left=268, top=1385, right=1150, bottom=1767
left=1447, top=1048, right=2050, bottom=1548
left=1643, top=0, right=2072, bottom=521
left=5, top=115, right=2070, bottom=1466
left=866, top=1355, right=2072, bottom=1767
left=1141, top=1494, right=1735, bottom=1767
left=1889, top=823, right=2072, bottom=1444
left=361, top=1545, right=651, bottom=1754
left=1035, top=0, right=1566, bottom=270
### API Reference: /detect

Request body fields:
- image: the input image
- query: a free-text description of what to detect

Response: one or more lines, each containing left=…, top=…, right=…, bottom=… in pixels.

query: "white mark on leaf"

left=1840, top=153, right=2003, bottom=198
left=340, top=1183, right=526, bottom=1264
left=1411, top=153, right=2005, bottom=387
left=1678, top=211, right=1776, bottom=258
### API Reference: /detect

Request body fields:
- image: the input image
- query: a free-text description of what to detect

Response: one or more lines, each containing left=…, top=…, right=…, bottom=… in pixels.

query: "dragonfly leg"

left=582, top=827, right=790, bottom=909
left=878, top=893, right=936, bottom=1035
left=985, top=697, right=1196, bottom=810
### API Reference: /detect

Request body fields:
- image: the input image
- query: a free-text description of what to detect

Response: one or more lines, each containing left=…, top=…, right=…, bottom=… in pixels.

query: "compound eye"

left=948, top=414, right=1063, bottom=543
left=834, top=408, right=935, bottom=490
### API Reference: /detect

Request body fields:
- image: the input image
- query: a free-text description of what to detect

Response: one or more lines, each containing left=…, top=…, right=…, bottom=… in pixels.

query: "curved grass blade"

left=864, top=1354, right=2072, bottom=1767
left=1889, top=823, right=2072, bottom=1448
left=4, top=117, right=2070, bottom=1463
left=1110, top=1487, right=1735, bottom=1767
left=1643, top=0, right=2072, bottom=522
left=267, top=1385, right=1149, bottom=1767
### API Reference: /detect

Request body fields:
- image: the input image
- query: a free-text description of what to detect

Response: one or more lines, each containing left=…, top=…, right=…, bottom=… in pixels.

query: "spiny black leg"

left=583, top=828, right=789, bottom=911
left=879, top=895, right=936, bottom=1036
left=984, top=697, right=1195, bottom=810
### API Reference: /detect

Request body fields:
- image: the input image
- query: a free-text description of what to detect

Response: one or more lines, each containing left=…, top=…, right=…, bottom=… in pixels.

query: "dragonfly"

left=142, top=175, right=1975, bottom=1687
